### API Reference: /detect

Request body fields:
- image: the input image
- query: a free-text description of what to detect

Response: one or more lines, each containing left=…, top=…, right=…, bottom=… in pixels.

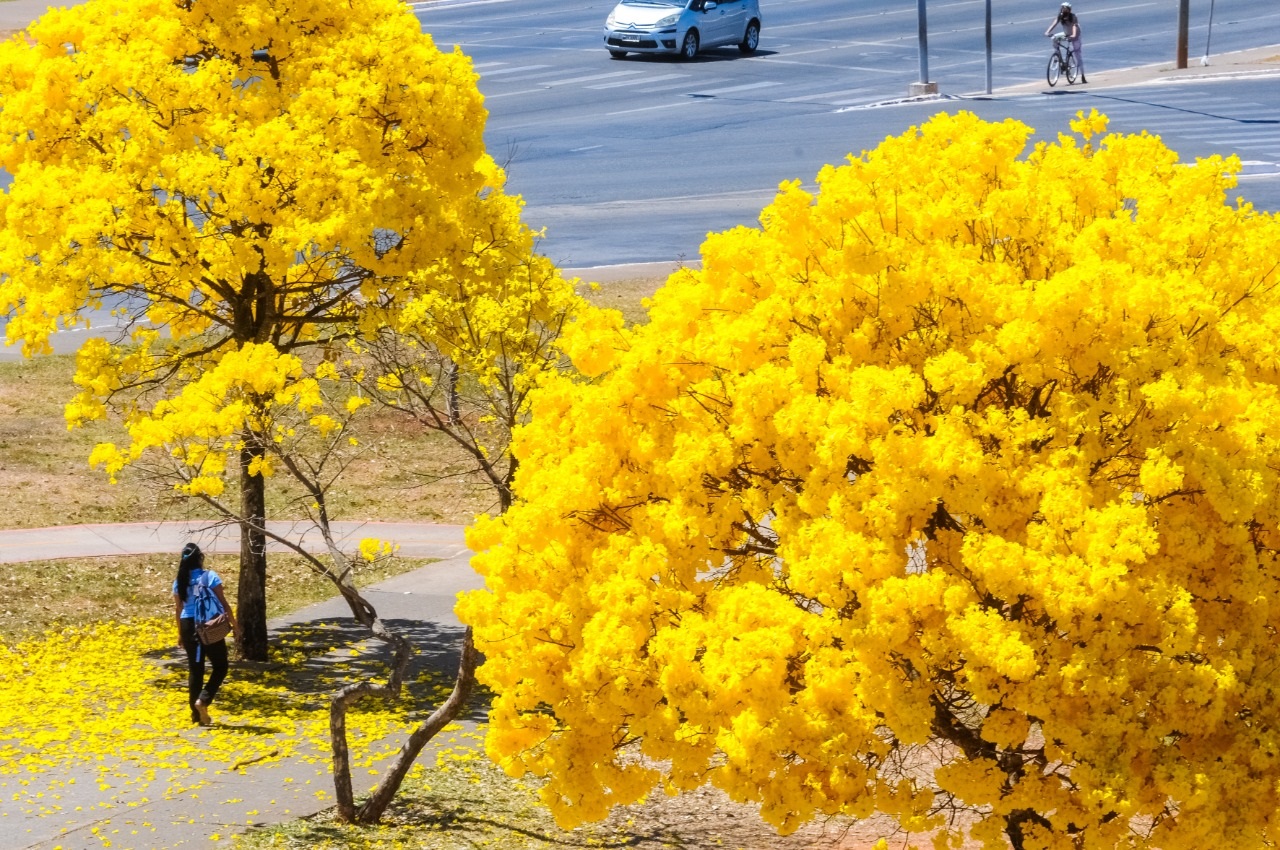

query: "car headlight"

left=656, top=13, right=679, bottom=26
left=606, top=11, right=617, bottom=26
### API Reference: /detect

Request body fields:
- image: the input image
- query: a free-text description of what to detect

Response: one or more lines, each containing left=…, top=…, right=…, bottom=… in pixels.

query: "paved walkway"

left=0, top=519, right=469, bottom=564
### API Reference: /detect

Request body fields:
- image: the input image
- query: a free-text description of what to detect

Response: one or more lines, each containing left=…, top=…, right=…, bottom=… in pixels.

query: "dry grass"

left=0, top=353, right=159, bottom=528
left=580, top=275, right=667, bottom=326
left=0, top=275, right=666, bottom=531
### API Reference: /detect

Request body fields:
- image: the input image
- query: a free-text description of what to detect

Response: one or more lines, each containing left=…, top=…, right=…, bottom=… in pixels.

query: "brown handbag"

left=196, top=612, right=231, bottom=645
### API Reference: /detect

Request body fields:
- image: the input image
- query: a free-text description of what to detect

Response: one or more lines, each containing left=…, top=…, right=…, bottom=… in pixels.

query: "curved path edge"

left=0, top=520, right=469, bottom=565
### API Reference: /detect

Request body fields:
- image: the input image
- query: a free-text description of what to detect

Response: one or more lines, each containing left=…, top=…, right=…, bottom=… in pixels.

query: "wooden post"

left=1176, top=0, right=1189, bottom=69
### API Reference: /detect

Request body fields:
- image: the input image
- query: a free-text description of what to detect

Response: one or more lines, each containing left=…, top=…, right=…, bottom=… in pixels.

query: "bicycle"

left=1046, top=33, right=1079, bottom=86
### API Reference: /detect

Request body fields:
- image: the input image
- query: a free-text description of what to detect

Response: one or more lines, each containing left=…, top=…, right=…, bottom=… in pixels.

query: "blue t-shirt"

left=173, top=568, right=223, bottom=619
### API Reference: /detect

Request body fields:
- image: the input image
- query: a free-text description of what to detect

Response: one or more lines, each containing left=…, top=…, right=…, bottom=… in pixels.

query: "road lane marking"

left=480, top=64, right=551, bottom=77
left=606, top=99, right=703, bottom=116
left=411, top=0, right=518, bottom=11
left=688, top=81, right=781, bottom=97
left=590, top=73, right=689, bottom=89
left=780, top=86, right=871, bottom=102
left=537, top=70, right=647, bottom=86
left=484, top=88, right=550, bottom=100
left=636, top=80, right=723, bottom=93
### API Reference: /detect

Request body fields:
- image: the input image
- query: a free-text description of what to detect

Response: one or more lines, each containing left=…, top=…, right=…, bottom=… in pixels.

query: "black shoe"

left=1081, top=76, right=1088, bottom=83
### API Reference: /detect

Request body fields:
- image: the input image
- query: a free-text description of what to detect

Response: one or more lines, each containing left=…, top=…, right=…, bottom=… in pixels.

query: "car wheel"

left=739, top=21, right=759, bottom=54
left=680, top=30, right=699, bottom=60
left=1046, top=53, right=1060, bottom=87
left=609, top=49, right=627, bottom=59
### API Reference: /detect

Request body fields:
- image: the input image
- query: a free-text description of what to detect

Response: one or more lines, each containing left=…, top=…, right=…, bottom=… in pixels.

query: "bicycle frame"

left=1047, top=33, right=1079, bottom=87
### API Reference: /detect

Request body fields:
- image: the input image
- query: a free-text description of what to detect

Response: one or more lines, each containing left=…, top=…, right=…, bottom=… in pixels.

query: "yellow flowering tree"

left=0, top=0, right=552, bottom=662
left=355, top=260, right=581, bottom=515
left=460, top=111, right=1280, bottom=849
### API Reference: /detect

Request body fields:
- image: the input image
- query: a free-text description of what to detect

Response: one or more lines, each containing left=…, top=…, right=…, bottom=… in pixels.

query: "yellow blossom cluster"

left=0, top=0, right=500, bottom=352
left=459, top=111, right=1280, bottom=848
left=80, top=340, right=334, bottom=493
left=0, top=0, right=577, bottom=507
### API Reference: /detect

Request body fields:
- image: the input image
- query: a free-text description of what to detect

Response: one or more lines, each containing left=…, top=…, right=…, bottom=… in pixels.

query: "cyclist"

left=1045, top=2, right=1086, bottom=84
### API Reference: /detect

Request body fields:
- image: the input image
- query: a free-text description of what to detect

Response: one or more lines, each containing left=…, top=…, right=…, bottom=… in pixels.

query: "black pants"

left=180, top=617, right=228, bottom=719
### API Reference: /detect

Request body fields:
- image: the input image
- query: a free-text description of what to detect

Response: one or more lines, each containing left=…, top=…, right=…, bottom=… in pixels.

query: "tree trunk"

left=445, top=359, right=461, bottom=426
left=1006, top=808, right=1053, bottom=850
left=337, top=627, right=478, bottom=819
left=237, top=438, right=270, bottom=661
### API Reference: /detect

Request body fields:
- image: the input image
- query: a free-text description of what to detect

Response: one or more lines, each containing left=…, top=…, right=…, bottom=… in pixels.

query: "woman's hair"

left=176, top=542, right=204, bottom=603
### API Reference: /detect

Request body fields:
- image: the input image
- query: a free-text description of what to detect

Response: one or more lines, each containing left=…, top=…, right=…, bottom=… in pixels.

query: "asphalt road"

left=2, top=1, right=1279, bottom=356
left=410, top=0, right=1280, bottom=266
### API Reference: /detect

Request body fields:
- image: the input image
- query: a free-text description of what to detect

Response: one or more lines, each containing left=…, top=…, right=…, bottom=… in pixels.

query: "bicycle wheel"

left=1047, top=52, right=1061, bottom=87
left=1066, top=50, right=1079, bottom=84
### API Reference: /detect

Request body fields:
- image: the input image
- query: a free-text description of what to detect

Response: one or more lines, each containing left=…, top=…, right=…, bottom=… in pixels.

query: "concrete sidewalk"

left=994, top=43, right=1280, bottom=96
left=2, top=535, right=484, bottom=850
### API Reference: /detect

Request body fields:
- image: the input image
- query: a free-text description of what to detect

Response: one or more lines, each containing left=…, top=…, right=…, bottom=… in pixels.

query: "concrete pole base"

left=909, top=81, right=940, bottom=96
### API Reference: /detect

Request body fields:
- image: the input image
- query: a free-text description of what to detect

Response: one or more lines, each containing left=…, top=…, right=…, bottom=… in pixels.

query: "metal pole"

left=984, top=0, right=992, bottom=94
left=917, top=0, right=929, bottom=84
left=1176, top=0, right=1189, bottom=69
left=1202, top=0, right=1216, bottom=65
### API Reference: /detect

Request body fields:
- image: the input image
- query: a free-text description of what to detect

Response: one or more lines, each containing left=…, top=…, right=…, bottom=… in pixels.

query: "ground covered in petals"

left=0, top=617, right=467, bottom=844
left=2, top=618, right=884, bottom=849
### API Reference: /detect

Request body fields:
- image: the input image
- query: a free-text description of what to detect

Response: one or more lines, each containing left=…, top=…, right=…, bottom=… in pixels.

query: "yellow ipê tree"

left=459, top=111, right=1280, bottom=849
left=0, top=0, right=564, bottom=663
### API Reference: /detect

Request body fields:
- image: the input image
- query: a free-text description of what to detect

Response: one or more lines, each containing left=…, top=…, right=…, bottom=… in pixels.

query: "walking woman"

left=173, top=543, right=239, bottom=726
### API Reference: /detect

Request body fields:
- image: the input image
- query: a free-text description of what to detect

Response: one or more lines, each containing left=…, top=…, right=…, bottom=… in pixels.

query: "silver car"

left=603, top=0, right=762, bottom=60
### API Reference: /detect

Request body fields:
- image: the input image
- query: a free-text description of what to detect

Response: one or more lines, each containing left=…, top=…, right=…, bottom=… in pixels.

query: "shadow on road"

left=610, top=47, right=778, bottom=64
left=1043, top=87, right=1280, bottom=124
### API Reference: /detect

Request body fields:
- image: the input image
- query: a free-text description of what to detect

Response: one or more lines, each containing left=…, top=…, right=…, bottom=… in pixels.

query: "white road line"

left=635, top=80, right=723, bottom=93
left=480, top=64, right=551, bottom=77
left=688, top=81, right=782, bottom=97
left=606, top=99, right=703, bottom=117
left=537, top=70, right=647, bottom=86
left=411, top=0, right=518, bottom=11
left=483, top=88, right=550, bottom=100
left=590, top=73, right=689, bottom=89
left=780, top=86, right=872, bottom=103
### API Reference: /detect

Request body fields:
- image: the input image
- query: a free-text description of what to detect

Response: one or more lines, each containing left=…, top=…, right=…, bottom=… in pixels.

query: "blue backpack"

left=191, top=571, right=229, bottom=652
